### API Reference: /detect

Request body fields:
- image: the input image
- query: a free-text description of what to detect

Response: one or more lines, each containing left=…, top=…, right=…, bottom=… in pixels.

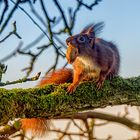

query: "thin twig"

left=53, top=0, right=72, bottom=35
left=0, top=72, right=41, bottom=86
left=76, top=0, right=102, bottom=10
left=0, top=0, right=21, bottom=34
left=18, top=46, right=47, bottom=77
left=0, top=21, right=21, bottom=43
left=0, top=0, right=8, bottom=24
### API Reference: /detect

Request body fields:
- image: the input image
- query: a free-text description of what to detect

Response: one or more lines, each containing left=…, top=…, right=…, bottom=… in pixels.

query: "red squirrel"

left=39, top=22, right=120, bottom=92
left=21, top=22, right=120, bottom=135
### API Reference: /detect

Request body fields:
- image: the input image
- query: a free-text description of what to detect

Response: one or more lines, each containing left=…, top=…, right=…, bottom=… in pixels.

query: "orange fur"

left=38, top=68, right=73, bottom=86
left=21, top=118, right=48, bottom=136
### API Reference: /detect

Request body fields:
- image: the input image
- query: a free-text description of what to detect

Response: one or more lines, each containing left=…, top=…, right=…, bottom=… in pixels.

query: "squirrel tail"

left=38, top=68, right=73, bottom=86
left=20, top=68, right=73, bottom=136
left=20, top=118, right=48, bottom=136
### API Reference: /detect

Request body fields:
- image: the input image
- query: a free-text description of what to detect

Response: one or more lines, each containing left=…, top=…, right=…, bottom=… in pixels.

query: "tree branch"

left=0, top=76, right=140, bottom=125
left=61, top=111, right=140, bottom=131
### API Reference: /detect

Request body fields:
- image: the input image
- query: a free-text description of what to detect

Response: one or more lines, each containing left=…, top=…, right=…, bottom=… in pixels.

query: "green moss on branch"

left=0, top=76, right=140, bottom=125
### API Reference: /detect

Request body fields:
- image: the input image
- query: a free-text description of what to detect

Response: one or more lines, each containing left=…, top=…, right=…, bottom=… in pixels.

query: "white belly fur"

left=76, top=56, right=101, bottom=78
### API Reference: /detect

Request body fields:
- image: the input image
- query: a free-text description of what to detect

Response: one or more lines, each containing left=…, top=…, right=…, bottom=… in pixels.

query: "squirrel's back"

left=94, top=38, right=120, bottom=78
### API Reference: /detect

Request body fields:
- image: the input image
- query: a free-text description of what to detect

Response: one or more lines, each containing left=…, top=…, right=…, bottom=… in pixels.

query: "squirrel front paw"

left=67, top=84, right=76, bottom=94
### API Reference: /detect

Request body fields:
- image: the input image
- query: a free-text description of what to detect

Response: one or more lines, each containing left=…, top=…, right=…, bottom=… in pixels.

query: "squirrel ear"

left=86, top=26, right=95, bottom=39
left=80, top=24, right=93, bottom=34
left=81, top=22, right=104, bottom=37
left=80, top=25, right=95, bottom=47
left=86, top=26, right=95, bottom=48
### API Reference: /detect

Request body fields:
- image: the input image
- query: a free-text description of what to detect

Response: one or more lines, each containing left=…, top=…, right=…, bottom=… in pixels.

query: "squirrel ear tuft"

left=86, top=26, right=95, bottom=38
left=92, top=22, right=105, bottom=35
left=80, top=24, right=93, bottom=34
left=81, top=22, right=104, bottom=36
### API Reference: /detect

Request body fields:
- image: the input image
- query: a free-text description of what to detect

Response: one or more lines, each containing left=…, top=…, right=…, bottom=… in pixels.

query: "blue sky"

left=0, top=0, right=140, bottom=87
left=0, top=1, right=140, bottom=139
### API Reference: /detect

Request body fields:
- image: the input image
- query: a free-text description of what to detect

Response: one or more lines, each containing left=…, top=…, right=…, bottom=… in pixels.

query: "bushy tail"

left=21, top=118, right=48, bottom=136
left=38, top=68, right=73, bottom=86
left=21, top=68, right=73, bottom=136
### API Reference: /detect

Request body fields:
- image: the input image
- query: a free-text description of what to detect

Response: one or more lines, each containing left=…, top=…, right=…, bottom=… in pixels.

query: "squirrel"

left=20, top=22, right=120, bottom=136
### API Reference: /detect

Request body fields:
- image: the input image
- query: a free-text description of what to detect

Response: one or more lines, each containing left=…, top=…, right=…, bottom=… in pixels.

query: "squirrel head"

left=66, top=22, right=104, bottom=50
left=66, top=22, right=104, bottom=63
left=66, top=25, right=95, bottom=51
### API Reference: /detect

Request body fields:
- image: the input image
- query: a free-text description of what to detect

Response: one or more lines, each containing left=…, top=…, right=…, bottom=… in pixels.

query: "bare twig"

left=72, top=119, right=86, bottom=133
left=50, top=129, right=86, bottom=137
left=18, top=47, right=47, bottom=77
left=0, top=0, right=21, bottom=34
left=0, top=72, right=41, bottom=86
left=76, top=0, right=102, bottom=10
left=69, top=1, right=81, bottom=30
left=0, top=21, right=21, bottom=43
left=58, top=111, right=140, bottom=131
left=0, top=0, right=8, bottom=24
left=53, top=0, right=71, bottom=35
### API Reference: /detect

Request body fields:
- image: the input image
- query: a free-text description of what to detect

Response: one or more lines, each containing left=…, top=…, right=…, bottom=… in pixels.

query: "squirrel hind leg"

left=107, top=73, right=115, bottom=80
left=96, top=70, right=117, bottom=89
left=96, top=71, right=107, bottom=89
left=106, top=69, right=118, bottom=80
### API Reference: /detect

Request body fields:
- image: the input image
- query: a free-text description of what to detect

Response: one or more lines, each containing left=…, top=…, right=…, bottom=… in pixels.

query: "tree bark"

left=0, top=76, right=140, bottom=125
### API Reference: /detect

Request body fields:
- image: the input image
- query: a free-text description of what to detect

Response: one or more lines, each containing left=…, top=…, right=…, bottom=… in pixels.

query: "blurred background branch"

left=0, top=0, right=102, bottom=77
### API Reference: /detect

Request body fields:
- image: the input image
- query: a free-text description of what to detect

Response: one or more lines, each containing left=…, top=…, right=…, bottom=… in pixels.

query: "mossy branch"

left=0, top=76, right=140, bottom=126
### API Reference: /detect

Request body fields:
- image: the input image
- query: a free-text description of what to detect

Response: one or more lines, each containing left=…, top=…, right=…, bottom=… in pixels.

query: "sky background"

left=0, top=0, right=140, bottom=139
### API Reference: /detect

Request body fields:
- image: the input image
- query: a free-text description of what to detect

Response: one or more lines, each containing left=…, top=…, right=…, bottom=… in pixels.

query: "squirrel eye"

left=77, top=36, right=86, bottom=43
